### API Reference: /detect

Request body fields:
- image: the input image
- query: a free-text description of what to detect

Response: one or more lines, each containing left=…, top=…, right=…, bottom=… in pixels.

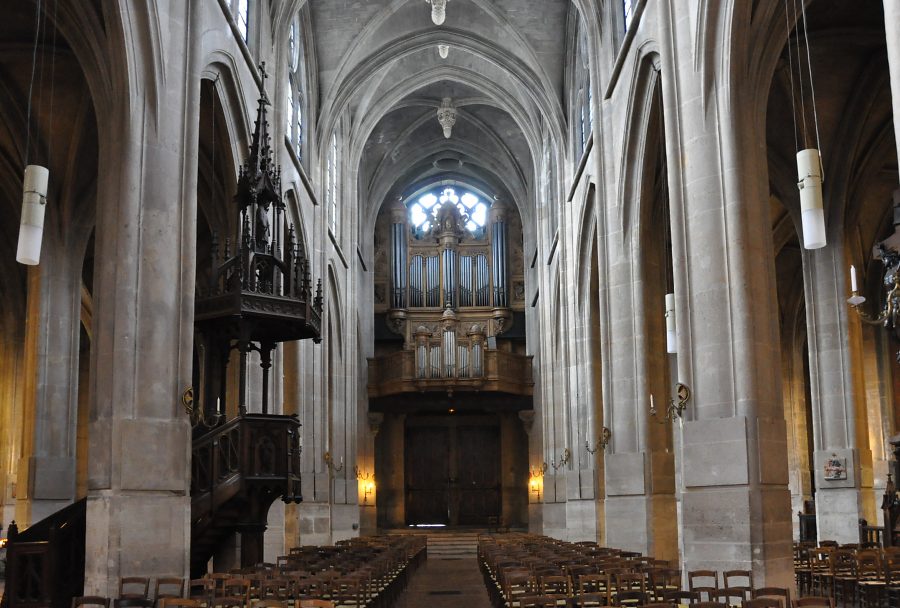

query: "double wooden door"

left=405, top=418, right=500, bottom=526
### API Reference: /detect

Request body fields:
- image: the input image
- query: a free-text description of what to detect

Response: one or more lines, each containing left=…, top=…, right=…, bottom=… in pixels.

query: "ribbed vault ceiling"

left=307, top=0, right=574, bottom=229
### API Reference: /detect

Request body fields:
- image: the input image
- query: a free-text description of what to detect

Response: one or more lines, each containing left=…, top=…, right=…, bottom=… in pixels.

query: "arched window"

left=286, top=17, right=304, bottom=161
left=573, top=23, right=593, bottom=157
left=408, top=187, right=490, bottom=240
left=623, top=0, right=636, bottom=31
left=235, top=0, right=250, bottom=42
left=328, top=132, right=338, bottom=233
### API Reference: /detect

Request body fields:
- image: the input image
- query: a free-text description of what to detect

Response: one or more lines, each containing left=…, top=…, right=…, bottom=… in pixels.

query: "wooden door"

left=405, top=426, right=450, bottom=525
left=456, top=425, right=501, bottom=525
left=405, top=417, right=500, bottom=526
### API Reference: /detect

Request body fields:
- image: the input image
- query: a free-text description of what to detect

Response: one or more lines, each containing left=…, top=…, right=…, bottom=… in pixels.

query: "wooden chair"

left=158, top=601, right=201, bottom=608
left=810, top=547, right=835, bottom=598
left=72, top=598, right=111, bottom=608
left=743, top=601, right=782, bottom=608
left=297, top=602, right=334, bottom=608
left=693, top=603, right=728, bottom=608
left=114, top=600, right=153, bottom=608
left=688, top=571, right=719, bottom=603
left=615, top=590, right=648, bottom=607
left=120, top=577, right=151, bottom=599
left=714, top=587, right=748, bottom=606
left=518, top=595, right=557, bottom=608
left=752, top=587, right=790, bottom=608
left=249, top=602, right=286, bottom=608
left=209, top=598, right=246, bottom=608
left=792, top=598, right=833, bottom=608
left=854, top=549, right=885, bottom=608
left=664, top=590, right=700, bottom=605
left=568, top=592, right=606, bottom=607
left=208, top=573, right=231, bottom=596
left=831, top=548, right=857, bottom=608
left=723, top=570, right=754, bottom=601
left=222, top=580, right=251, bottom=601
left=188, top=579, right=216, bottom=602
left=155, top=578, right=186, bottom=601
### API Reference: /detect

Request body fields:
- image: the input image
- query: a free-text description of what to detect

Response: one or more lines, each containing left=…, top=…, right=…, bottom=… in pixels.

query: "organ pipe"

left=491, top=201, right=509, bottom=307
left=391, top=219, right=408, bottom=308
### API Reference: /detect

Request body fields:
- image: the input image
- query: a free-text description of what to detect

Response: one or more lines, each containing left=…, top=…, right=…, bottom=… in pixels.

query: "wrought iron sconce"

left=528, top=463, right=546, bottom=501
left=355, top=467, right=376, bottom=505
left=649, top=383, right=692, bottom=423
left=530, top=463, right=548, bottom=478
left=585, top=427, right=612, bottom=455
left=181, top=387, right=222, bottom=429
left=550, top=448, right=571, bottom=471
left=323, top=451, right=344, bottom=472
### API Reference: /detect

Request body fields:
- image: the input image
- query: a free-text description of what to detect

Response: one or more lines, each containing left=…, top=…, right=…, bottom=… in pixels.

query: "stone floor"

left=394, top=558, right=492, bottom=608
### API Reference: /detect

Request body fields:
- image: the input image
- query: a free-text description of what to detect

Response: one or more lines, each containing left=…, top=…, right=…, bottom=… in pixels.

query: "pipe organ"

left=372, top=189, right=528, bottom=396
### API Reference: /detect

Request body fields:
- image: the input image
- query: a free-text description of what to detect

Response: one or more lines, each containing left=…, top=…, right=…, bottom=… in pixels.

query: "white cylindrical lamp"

left=796, top=149, right=826, bottom=250
left=665, top=292, right=677, bottom=354
left=429, top=0, right=447, bottom=25
left=16, top=165, right=49, bottom=265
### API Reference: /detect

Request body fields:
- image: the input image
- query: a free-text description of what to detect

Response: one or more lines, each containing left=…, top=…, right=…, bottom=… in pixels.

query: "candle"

left=650, top=394, right=655, bottom=412
left=850, top=265, right=858, bottom=292
left=216, top=397, right=221, bottom=413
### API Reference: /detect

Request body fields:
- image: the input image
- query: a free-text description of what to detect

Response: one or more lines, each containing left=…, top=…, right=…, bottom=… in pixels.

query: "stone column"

left=804, top=242, right=874, bottom=542
left=82, top=2, right=199, bottom=594
left=659, top=0, right=792, bottom=586
left=16, top=231, right=90, bottom=526
left=885, top=0, right=900, bottom=169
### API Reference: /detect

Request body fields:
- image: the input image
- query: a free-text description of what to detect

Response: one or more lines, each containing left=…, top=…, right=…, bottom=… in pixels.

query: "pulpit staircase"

left=189, top=413, right=302, bottom=578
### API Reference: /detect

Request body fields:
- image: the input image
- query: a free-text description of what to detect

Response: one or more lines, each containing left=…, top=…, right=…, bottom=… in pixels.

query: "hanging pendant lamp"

left=16, top=164, right=49, bottom=265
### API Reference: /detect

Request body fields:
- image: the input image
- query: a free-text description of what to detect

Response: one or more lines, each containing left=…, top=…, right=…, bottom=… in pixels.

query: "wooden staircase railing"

left=1, top=498, right=86, bottom=608
left=190, top=412, right=302, bottom=577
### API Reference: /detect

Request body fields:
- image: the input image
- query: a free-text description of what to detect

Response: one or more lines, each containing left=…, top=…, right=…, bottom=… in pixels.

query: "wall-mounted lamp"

left=323, top=451, right=344, bottom=472
left=550, top=448, right=571, bottom=471
left=649, top=383, right=692, bottom=423
left=847, top=190, right=900, bottom=360
left=528, top=464, right=545, bottom=501
left=585, top=427, right=612, bottom=455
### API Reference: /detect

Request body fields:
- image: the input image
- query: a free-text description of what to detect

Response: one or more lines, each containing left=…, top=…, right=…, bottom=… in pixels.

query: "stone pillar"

left=885, top=0, right=900, bottom=170
left=82, top=2, right=198, bottom=594
left=659, top=0, right=792, bottom=586
left=16, top=232, right=87, bottom=526
left=803, top=243, right=874, bottom=543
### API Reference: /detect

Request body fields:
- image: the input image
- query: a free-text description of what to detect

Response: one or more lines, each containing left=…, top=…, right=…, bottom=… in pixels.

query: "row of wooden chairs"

left=794, top=541, right=900, bottom=607
left=187, top=536, right=425, bottom=607
left=72, top=598, right=334, bottom=608
left=478, top=534, right=833, bottom=608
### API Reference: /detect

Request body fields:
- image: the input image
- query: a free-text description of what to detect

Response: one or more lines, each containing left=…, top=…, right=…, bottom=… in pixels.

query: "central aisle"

left=394, top=558, right=493, bottom=608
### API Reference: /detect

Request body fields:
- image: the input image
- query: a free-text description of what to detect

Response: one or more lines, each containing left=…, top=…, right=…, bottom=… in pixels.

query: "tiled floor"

left=394, top=558, right=493, bottom=608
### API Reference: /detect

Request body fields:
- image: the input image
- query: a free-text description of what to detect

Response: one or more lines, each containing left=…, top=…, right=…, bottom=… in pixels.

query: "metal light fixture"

left=16, top=165, right=49, bottom=265
left=550, top=448, right=571, bottom=471
left=649, top=383, right=692, bottom=423
left=437, top=97, right=456, bottom=139
left=848, top=189, right=900, bottom=360
left=585, top=427, right=612, bottom=454
left=665, top=293, right=677, bottom=353
left=323, top=451, right=344, bottom=472
left=783, top=0, right=826, bottom=250
left=427, top=0, right=448, bottom=25
left=797, top=149, right=826, bottom=249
